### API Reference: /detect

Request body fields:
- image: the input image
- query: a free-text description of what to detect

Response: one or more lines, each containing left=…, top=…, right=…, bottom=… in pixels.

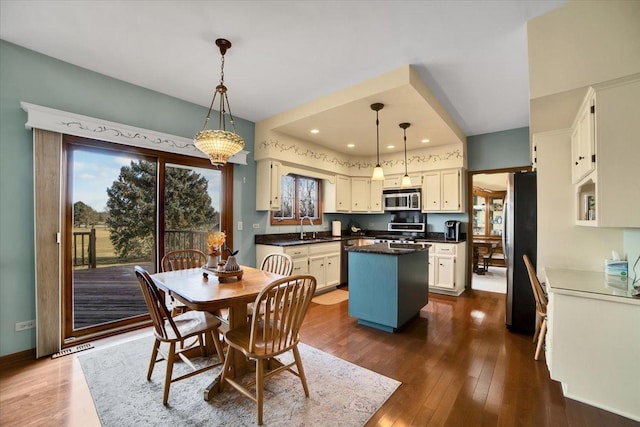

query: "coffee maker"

left=444, top=220, right=461, bottom=241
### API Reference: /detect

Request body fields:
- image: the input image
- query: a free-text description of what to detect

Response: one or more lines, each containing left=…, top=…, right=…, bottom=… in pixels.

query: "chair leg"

left=219, top=346, right=233, bottom=392
left=256, top=358, right=264, bottom=426
left=533, top=313, right=541, bottom=344
left=163, top=342, right=176, bottom=405
left=147, top=339, right=160, bottom=380
left=534, top=319, right=547, bottom=361
left=292, top=345, right=309, bottom=397
left=211, top=330, right=225, bottom=364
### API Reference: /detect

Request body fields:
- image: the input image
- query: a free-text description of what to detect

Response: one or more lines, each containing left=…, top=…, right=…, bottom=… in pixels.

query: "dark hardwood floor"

left=1, top=290, right=637, bottom=426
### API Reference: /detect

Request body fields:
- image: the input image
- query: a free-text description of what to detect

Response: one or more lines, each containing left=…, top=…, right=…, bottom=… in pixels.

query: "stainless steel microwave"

left=383, top=190, right=421, bottom=211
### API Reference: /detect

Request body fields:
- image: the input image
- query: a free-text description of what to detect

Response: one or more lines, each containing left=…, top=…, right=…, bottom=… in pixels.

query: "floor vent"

left=51, top=343, right=94, bottom=359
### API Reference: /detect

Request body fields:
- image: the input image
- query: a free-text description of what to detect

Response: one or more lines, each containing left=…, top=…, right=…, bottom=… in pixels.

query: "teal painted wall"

left=467, top=127, right=531, bottom=171
left=0, top=40, right=258, bottom=356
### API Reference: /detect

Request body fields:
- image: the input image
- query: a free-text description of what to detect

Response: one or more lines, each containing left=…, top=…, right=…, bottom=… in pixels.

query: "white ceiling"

left=0, top=0, right=565, bottom=155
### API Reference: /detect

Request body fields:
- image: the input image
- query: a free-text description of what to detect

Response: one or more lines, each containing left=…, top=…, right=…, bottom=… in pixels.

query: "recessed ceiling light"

left=386, top=145, right=395, bottom=149
left=421, top=138, right=430, bottom=143
left=310, top=129, right=320, bottom=134
left=347, top=143, right=355, bottom=148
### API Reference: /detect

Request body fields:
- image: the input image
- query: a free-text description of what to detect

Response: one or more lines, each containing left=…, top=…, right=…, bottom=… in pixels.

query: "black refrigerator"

left=504, top=171, right=537, bottom=334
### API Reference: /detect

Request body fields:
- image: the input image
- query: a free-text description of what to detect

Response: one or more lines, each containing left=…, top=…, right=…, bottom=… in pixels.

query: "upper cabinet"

left=422, top=168, right=465, bottom=213
left=351, top=177, right=383, bottom=213
left=571, top=93, right=596, bottom=183
left=573, top=74, right=640, bottom=227
left=383, top=174, right=422, bottom=189
left=324, top=175, right=351, bottom=213
left=255, top=160, right=282, bottom=211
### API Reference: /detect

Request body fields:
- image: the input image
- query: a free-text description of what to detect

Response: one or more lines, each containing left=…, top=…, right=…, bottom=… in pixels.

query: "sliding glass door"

left=63, top=136, right=231, bottom=342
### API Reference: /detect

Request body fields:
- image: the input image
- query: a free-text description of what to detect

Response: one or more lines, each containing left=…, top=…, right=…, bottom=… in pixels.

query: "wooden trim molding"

left=20, top=102, right=249, bottom=165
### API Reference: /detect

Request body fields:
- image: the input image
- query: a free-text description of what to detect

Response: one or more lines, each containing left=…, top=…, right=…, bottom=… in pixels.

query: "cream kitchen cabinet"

left=573, top=73, right=640, bottom=227
left=383, top=174, right=422, bottom=189
left=255, top=160, right=282, bottom=211
left=428, top=242, right=466, bottom=296
left=422, top=169, right=465, bottom=213
left=571, top=93, right=595, bottom=184
left=307, top=242, right=341, bottom=292
left=350, top=177, right=383, bottom=213
left=323, top=175, right=351, bottom=213
left=255, top=241, right=341, bottom=293
left=256, top=244, right=309, bottom=275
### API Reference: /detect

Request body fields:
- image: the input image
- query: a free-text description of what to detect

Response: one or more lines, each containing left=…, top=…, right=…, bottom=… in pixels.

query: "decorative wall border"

left=259, top=139, right=462, bottom=171
left=20, top=102, right=249, bottom=165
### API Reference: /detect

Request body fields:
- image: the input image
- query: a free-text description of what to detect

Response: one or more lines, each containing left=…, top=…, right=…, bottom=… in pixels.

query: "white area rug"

left=472, top=266, right=507, bottom=294
left=79, top=335, right=399, bottom=426
left=312, top=289, right=349, bottom=305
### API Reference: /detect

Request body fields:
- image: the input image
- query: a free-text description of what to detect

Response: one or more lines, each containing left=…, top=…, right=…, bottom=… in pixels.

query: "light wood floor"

left=1, top=290, right=637, bottom=426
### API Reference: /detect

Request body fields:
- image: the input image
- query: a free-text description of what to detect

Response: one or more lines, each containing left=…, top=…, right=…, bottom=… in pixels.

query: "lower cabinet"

left=308, top=243, right=341, bottom=291
left=427, top=242, right=466, bottom=296
left=255, top=242, right=341, bottom=293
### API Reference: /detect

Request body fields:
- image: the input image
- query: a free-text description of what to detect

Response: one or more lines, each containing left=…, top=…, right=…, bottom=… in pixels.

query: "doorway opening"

left=466, top=166, right=531, bottom=293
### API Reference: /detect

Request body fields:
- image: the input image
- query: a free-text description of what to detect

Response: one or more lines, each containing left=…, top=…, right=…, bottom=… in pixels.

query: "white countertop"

left=545, top=267, right=640, bottom=305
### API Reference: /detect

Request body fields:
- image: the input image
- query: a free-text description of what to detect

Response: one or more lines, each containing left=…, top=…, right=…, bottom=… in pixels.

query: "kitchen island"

left=346, top=242, right=430, bottom=332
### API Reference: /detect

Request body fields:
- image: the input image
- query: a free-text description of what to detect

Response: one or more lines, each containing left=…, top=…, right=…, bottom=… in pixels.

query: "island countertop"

left=345, top=242, right=430, bottom=255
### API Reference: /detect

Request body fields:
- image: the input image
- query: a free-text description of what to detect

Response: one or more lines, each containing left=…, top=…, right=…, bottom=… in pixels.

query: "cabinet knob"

left=578, top=156, right=585, bottom=160
left=575, top=161, right=579, bottom=165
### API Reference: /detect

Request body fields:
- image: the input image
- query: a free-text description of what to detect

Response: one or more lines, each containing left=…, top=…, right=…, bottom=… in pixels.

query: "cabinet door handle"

left=578, top=156, right=585, bottom=160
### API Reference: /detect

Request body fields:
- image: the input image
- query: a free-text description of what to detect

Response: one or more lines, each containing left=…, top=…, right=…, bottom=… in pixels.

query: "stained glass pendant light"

left=194, top=38, right=244, bottom=166
left=400, top=122, right=412, bottom=188
left=371, top=103, right=385, bottom=181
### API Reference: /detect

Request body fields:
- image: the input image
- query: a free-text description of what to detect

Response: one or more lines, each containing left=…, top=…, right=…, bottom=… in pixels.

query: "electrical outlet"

left=237, top=221, right=243, bottom=231
left=16, top=320, right=35, bottom=331
left=253, top=223, right=260, bottom=229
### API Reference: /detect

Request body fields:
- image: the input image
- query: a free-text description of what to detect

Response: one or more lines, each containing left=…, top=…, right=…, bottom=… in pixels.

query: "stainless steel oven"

left=383, top=190, right=421, bottom=211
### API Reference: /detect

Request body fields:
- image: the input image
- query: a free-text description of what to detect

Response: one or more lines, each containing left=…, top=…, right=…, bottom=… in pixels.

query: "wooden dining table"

left=150, top=265, right=283, bottom=401
left=472, top=239, right=498, bottom=275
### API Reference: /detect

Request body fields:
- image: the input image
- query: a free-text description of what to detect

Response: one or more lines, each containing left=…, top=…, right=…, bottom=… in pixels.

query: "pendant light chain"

left=376, top=111, right=380, bottom=166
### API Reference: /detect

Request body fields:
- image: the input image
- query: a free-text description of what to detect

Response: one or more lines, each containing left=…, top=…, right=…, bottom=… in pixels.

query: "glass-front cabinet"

left=472, top=193, right=486, bottom=236
left=472, top=188, right=505, bottom=237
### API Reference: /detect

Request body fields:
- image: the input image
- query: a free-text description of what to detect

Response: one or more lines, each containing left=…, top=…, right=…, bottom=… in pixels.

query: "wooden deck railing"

left=73, top=229, right=96, bottom=268
left=73, top=229, right=212, bottom=270
left=164, top=229, right=210, bottom=254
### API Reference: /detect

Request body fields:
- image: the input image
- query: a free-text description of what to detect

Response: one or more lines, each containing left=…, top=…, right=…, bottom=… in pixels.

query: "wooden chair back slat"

left=161, top=249, right=207, bottom=272
left=249, top=275, right=316, bottom=354
left=260, top=253, right=294, bottom=276
left=135, top=266, right=181, bottom=341
left=523, top=255, right=547, bottom=316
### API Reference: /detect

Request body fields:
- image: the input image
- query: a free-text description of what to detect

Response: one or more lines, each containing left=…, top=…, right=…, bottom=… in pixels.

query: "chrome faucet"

left=300, top=216, right=314, bottom=239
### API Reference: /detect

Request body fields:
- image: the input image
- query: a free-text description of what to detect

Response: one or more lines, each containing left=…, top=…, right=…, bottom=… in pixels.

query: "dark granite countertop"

left=254, top=231, right=465, bottom=247
left=346, top=242, right=430, bottom=255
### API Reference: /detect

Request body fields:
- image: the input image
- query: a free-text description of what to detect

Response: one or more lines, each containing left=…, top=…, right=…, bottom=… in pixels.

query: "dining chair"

left=220, top=275, right=317, bottom=425
left=523, top=255, right=548, bottom=361
left=161, top=249, right=207, bottom=316
left=260, top=253, right=294, bottom=276
left=134, top=266, right=225, bottom=405
left=247, top=253, right=295, bottom=320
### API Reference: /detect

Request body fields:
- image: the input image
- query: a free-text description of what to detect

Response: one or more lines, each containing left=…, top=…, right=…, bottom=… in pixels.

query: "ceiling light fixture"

left=310, top=129, right=320, bottom=134
left=194, top=38, right=244, bottom=166
left=421, top=138, right=430, bottom=143
left=371, top=103, right=385, bottom=181
left=387, top=145, right=395, bottom=149
left=347, top=143, right=355, bottom=148
left=400, top=122, right=412, bottom=188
